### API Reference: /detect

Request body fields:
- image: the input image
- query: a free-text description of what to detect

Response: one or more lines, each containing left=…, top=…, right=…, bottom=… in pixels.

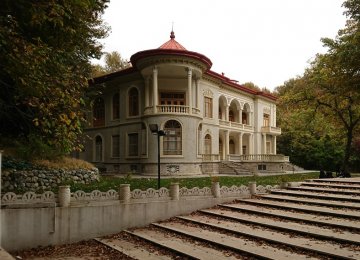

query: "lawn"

left=67, top=172, right=320, bottom=192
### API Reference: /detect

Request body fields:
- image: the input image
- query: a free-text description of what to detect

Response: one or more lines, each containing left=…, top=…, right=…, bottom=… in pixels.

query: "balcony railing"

left=144, top=105, right=201, bottom=115
left=228, top=154, right=289, bottom=162
left=219, top=120, right=253, bottom=130
left=261, top=126, right=281, bottom=135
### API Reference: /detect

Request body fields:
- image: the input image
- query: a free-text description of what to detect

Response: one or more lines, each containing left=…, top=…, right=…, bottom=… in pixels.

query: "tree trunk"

left=342, top=126, right=353, bottom=172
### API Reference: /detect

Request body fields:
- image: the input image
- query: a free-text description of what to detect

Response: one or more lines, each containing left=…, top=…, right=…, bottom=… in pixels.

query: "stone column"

left=145, top=76, right=150, bottom=108
left=239, top=109, right=242, bottom=124
left=58, top=185, right=71, bottom=207
left=152, top=66, right=158, bottom=113
left=248, top=181, right=257, bottom=195
left=195, top=77, right=199, bottom=108
left=239, top=133, right=243, bottom=155
left=225, top=105, right=229, bottom=121
left=273, top=136, right=277, bottom=154
left=249, top=134, right=253, bottom=154
left=263, top=134, right=266, bottom=154
left=170, top=183, right=179, bottom=200
left=119, top=184, right=131, bottom=203
left=225, top=130, right=229, bottom=160
left=187, top=68, right=192, bottom=114
left=211, top=181, right=220, bottom=198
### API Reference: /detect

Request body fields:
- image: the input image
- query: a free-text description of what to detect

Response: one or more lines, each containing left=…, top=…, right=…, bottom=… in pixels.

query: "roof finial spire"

left=170, top=22, right=175, bottom=39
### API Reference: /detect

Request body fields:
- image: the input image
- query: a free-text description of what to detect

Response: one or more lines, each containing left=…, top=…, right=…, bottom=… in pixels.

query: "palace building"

left=80, top=31, right=289, bottom=175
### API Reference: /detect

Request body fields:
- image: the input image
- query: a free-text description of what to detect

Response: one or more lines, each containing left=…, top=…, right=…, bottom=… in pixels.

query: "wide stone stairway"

left=93, top=178, right=360, bottom=259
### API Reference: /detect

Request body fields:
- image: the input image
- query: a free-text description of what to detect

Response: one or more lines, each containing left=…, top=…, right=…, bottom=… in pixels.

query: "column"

left=262, top=133, right=266, bottom=154
left=187, top=68, right=192, bottom=114
left=152, top=66, right=158, bottom=113
left=225, top=105, right=229, bottom=121
left=249, top=134, right=253, bottom=154
left=273, top=136, right=277, bottom=154
left=195, top=78, right=199, bottom=108
left=239, top=109, right=242, bottom=124
left=239, top=133, right=243, bottom=155
left=145, top=76, right=150, bottom=108
left=225, top=130, right=229, bottom=160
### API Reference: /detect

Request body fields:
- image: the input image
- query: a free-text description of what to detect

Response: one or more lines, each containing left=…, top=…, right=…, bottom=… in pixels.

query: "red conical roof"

left=158, top=31, right=187, bottom=50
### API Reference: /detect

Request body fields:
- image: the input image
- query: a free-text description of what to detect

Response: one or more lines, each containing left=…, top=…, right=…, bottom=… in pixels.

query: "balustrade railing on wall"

left=234, top=154, right=289, bottom=162
left=144, top=105, right=201, bottom=115
left=1, top=183, right=280, bottom=205
left=219, top=120, right=253, bottom=130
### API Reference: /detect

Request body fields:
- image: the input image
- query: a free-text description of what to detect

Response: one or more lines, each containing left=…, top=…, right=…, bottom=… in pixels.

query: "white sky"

left=98, top=0, right=347, bottom=91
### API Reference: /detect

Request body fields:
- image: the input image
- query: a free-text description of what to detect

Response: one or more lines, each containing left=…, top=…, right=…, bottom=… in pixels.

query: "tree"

left=0, top=0, right=109, bottom=158
left=91, top=51, right=131, bottom=77
left=276, top=0, right=360, bottom=171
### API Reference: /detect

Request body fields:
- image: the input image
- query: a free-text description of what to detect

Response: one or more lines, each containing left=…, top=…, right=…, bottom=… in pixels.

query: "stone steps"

left=94, top=178, right=360, bottom=259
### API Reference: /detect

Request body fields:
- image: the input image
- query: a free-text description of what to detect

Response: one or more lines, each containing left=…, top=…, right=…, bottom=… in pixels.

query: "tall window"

left=242, top=112, right=248, bottom=124
left=204, top=97, right=213, bottom=118
left=263, top=114, right=270, bottom=127
left=128, top=133, right=139, bottom=156
left=128, top=88, right=139, bottom=116
left=163, top=120, right=182, bottom=155
left=112, top=135, right=120, bottom=157
left=229, top=139, right=235, bottom=154
left=112, top=93, right=120, bottom=120
left=160, top=92, right=185, bottom=105
left=218, top=108, right=222, bottom=119
left=229, top=110, right=234, bottom=122
left=93, top=97, right=105, bottom=127
left=95, top=136, right=103, bottom=161
left=204, top=134, right=212, bottom=155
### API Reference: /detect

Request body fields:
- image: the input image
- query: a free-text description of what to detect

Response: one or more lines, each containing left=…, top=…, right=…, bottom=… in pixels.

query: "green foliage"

left=0, top=0, right=109, bottom=158
left=91, top=51, right=131, bottom=77
left=2, top=156, right=34, bottom=170
left=276, top=0, right=360, bottom=171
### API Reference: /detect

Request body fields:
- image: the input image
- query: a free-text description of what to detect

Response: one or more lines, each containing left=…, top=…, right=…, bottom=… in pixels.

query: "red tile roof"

left=158, top=31, right=187, bottom=50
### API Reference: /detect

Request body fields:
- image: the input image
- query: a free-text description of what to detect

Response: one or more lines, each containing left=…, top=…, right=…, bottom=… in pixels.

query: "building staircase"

left=15, top=177, right=360, bottom=259
left=219, top=161, right=253, bottom=175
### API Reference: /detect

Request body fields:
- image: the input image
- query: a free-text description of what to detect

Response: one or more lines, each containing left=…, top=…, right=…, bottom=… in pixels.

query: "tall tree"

left=0, top=0, right=109, bottom=158
left=277, top=0, right=360, bottom=171
left=91, top=51, right=131, bottom=77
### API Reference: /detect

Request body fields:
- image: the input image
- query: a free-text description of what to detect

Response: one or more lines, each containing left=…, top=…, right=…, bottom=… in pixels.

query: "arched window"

left=93, top=97, right=105, bottom=127
left=204, top=134, right=212, bottom=155
left=218, top=108, right=222, bottom=119
left=128, top=88, right=139, bottom=116
left=163, top=120, right=182, bottom=155
left=95, top=136, right=103, bottom=161
left=112, top=93, right=120, bottom=120
left=229, top=110, right=234, bottom=122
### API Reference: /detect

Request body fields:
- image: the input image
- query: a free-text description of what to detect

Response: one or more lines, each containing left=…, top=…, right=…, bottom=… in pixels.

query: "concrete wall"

left=1, top=196, right=243, bottom=252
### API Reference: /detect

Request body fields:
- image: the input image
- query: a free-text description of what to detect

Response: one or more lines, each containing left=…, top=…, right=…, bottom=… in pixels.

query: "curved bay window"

left=128, top=87, right=139, bottom=116
left=112, top=93, right=120, bottom=120
left=93, top=97, right=105, bottom=127
left=163, top=120, right=182, bottom=155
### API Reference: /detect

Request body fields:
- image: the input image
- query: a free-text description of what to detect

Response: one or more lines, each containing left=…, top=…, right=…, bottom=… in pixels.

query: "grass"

left=65, top=172, right=320, bottom=193
left=34, top=157, right=95, bottom=170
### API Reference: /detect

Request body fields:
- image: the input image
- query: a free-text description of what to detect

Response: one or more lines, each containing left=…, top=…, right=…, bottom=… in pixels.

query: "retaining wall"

left=1, top=183, right=278, bottom=252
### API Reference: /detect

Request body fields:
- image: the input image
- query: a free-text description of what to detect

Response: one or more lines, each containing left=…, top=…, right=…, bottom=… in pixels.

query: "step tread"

left=237, top=198, right=360, bottom=218
left=261, top=194, right=360, bottom=209
left=221, top=203, right=360, bottom=230
left=128, top=228, right=238, bottom=260
left=177, top=215, right=360, bottom=259
left=271, top=189, right=360, bottom=202
left=302, top=182, right=360, bottom=189
left=95, top=237, right=172, bottom=260
left=153, top=222, right=315, bottom=260
left=289, top=186, right=360, bottom=194
left=200, top=208, right=360, bottom=244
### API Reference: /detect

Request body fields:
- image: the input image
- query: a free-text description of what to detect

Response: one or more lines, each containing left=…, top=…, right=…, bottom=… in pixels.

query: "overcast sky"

left=98, top=0, right=347, bottom=91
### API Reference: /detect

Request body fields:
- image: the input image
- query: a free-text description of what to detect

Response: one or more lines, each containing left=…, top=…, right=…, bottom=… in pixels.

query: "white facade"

left=81, top=32, right=288, bottom=175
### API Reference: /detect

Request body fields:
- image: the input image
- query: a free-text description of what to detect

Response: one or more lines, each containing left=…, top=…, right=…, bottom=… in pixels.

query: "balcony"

left=261, top=126, right=281, bottom=135
left=144, top=105, right=201, bottom=116
left=219, top=120, right=253, bottom=131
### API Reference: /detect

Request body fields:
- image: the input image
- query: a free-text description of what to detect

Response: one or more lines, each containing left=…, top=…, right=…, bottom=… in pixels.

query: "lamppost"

left=149, top=124, right=166, bottom=189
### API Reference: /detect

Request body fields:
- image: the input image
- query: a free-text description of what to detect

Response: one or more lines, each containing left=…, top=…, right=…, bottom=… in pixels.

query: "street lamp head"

left=149, top=124, right=159, bottom=134
left=158, top=130, right=166, bottom=136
